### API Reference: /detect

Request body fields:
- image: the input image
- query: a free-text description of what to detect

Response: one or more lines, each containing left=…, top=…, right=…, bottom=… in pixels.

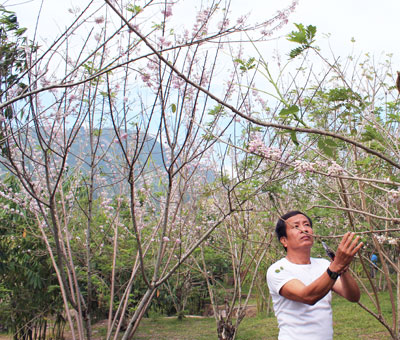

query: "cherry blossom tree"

left=237, top=24, right=400, bottom=339
left=0, top=0, right=300, bottom=339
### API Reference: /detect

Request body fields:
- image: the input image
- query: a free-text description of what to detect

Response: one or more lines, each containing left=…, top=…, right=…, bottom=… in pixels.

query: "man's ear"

left=280, top=236, right=287, bottom=248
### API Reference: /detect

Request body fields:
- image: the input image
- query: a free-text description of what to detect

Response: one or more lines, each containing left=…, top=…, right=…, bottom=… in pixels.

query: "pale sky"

left=2, top=0, right=399, bottom=67
left=291, top=0, right=399, bottom=61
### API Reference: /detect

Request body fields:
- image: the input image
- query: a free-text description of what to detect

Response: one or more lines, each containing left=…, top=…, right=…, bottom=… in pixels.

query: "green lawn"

left=0, top=292, right=394, bottom=340
left=132, top=292, right=394, bottom=340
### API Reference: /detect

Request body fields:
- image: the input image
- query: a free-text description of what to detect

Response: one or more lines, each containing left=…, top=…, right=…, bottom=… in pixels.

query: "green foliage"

left=207, top=104, right=225, bottom=117
left=126, top=4, right=142, bottom=14
left=317, top=137, right=338, bottom=157
left=234, top=57, right=257, bottom=73
left=360, top=124, right=385, bottom=144
left=278, top=104, right=299, bottom=119
left=171, top=103, right=177, bottom=113
left=289, top=130, right=299, bottom=146
left=278, top=104, right=307, bottom=128
left=0, top=6, right=35, bottom=99
left=202, top=132, right=216, bottom=141
left=0, top=177, right=63, bottom=337
left=302, top=86, right=365, bottom=135
left=326, top=87, right=362, bottom=106
left=287, top=23, right=317, bottom=58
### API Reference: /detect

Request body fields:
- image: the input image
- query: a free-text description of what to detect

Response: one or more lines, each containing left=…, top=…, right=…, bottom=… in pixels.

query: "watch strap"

left=327, top=267, right=340, bottom=280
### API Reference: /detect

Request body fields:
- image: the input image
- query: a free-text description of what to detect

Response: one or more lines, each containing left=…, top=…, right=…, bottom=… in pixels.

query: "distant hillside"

left=0, top=127, right=215, bottom=190
left=68, top=127, right=166, bottom=175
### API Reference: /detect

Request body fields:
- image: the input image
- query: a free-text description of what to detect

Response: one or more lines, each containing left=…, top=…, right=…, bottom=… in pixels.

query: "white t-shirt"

left=266, top=257, right=333, bottom=340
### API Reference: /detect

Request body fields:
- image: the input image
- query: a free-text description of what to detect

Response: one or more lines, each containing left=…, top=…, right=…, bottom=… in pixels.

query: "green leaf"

left=290, top=130, right=299, bottom=146
left=171, top=103, right=176, bottom=113
left=235, top=57, right=256, bottom=73
left=361, top=124, right=384, bottom=143
left=317, top=138, right=335, bottom=157
left=207, top=104, right=224, bottom=117
left=324, top=138, right=338, bottom=147
left=289, top=46, right=306, bottom=59
left=202, top=132, right=215, bottom=141
left=15, top=27, right=26, bottom=36
left=126, top=4, right=142, bottom=14
left=93, top=129, right=102, bottom=137
left=279, top=105, right=299, bottom=118
left=4, top=106, right=13, bottom=119
left=287, top=23, right=307, bottom=44
left=287, top=23, right=317, bottom=59
left=306, top=25, right=317, bottom=40
left=278, top=105, right=307, bottom=126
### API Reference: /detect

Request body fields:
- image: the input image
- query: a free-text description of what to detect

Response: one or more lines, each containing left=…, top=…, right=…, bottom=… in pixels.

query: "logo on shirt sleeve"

left=275, top=266, right=284, bottom=273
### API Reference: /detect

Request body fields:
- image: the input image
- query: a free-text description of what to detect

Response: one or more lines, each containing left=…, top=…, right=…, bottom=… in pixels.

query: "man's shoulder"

left=310, top=257, right=330, bottom=267
left=267, top=258, right=288, bottom=275
left=266, top=257, right=290, bottom=290
left=268, top=257, right=287, bottom=268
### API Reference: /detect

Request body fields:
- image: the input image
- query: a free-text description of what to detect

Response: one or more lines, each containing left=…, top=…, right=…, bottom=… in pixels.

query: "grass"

left=0, top=292, right=395, bottom=340
left=332, top=291, right=393, bottom=340
left=131, top=292, right=394, bottom=340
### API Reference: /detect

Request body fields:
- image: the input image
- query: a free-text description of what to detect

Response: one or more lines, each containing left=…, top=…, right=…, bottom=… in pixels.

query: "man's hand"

left=329, top=232, right=363, bottom=274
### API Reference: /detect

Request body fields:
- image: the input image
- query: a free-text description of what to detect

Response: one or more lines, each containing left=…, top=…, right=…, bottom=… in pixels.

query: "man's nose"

left=298, top=224, right=309, bottom=233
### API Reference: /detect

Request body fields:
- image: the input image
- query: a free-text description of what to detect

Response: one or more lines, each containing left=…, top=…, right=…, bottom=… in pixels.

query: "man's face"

left=280, top=214, right=313, bottom=251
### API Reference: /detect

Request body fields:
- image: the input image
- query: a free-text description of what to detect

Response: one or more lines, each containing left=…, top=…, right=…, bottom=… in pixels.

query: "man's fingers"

left=350, top=235, right=361, bottom=250
left=352, top=240, right=363, bottom=255
left=342, top=232, right=354, bottom=247
left=337, top=233, right=363, bottom=258
left=339, top=232, right=353, bottom=251
left=339, top=232, right=350, bottom=248
left=342, top=232, right=362, bottom=251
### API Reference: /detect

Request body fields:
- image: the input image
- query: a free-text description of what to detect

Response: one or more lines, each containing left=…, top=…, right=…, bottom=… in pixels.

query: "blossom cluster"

left=387, top=189, right=400, bottom=204
left=376, top=235, right=398, bottom=245
left=260, top=0, right=299, bottom=37
left=161, top=6, right=172, bottom=18
left=248, top=135, right=282, bottom=161
left=158, top=36, right=172, bottom=49
left=162, top=236, right=181, bottom=244
left=0, top=185, right=28, bottom=217
left=293, top=160, right=315, bottom=173
left=140, top=57, right=159, bottom=89
left=326, top=161, right=344, bottom=176
left=290, top=159, right=344, bottom=176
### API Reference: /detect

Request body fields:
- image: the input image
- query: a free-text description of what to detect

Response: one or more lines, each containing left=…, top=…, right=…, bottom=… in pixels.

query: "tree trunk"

left=121, top=288, right=154, bottom=340
left=396, top=244, right=399, bottom=340
left=217, top=318, right=237, bottom=340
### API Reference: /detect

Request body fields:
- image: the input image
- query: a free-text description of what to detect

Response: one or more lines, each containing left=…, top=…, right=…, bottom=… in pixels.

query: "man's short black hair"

left=275, top=210, right=313, bottom=250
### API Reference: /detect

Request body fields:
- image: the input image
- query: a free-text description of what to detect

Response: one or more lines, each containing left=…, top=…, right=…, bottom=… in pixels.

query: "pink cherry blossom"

left=94, top=16, right=105, bottom=24
left=161, top=6, right=172, bottom=18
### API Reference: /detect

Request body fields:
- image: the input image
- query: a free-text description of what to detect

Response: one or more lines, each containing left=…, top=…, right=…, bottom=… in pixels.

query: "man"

left=370, top=253, right=378, bottom=278
left=267, top=210, right=363, bottom=340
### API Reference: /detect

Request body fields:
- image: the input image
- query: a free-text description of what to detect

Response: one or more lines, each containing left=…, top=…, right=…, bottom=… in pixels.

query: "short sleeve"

left=267, top=261, right=296, bottom=295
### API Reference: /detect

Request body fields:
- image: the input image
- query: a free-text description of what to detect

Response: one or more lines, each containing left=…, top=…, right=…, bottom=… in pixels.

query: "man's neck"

left=285, top=250, right=311, bottom=264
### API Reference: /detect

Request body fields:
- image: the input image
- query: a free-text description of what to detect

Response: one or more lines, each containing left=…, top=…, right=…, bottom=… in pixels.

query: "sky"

left=2, top=0, right=399, bottom=66
left=1, top=0, right=398, bottom=174
left=289, top=0, right=399, bottom=63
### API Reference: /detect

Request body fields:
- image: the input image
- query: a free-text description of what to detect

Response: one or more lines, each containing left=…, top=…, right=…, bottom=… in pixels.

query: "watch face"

left=327, top=268, right=339, bottom=280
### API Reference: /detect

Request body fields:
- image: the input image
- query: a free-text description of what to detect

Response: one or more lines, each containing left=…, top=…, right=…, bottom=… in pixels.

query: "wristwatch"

left=327, top=267, right=340, bottom=280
